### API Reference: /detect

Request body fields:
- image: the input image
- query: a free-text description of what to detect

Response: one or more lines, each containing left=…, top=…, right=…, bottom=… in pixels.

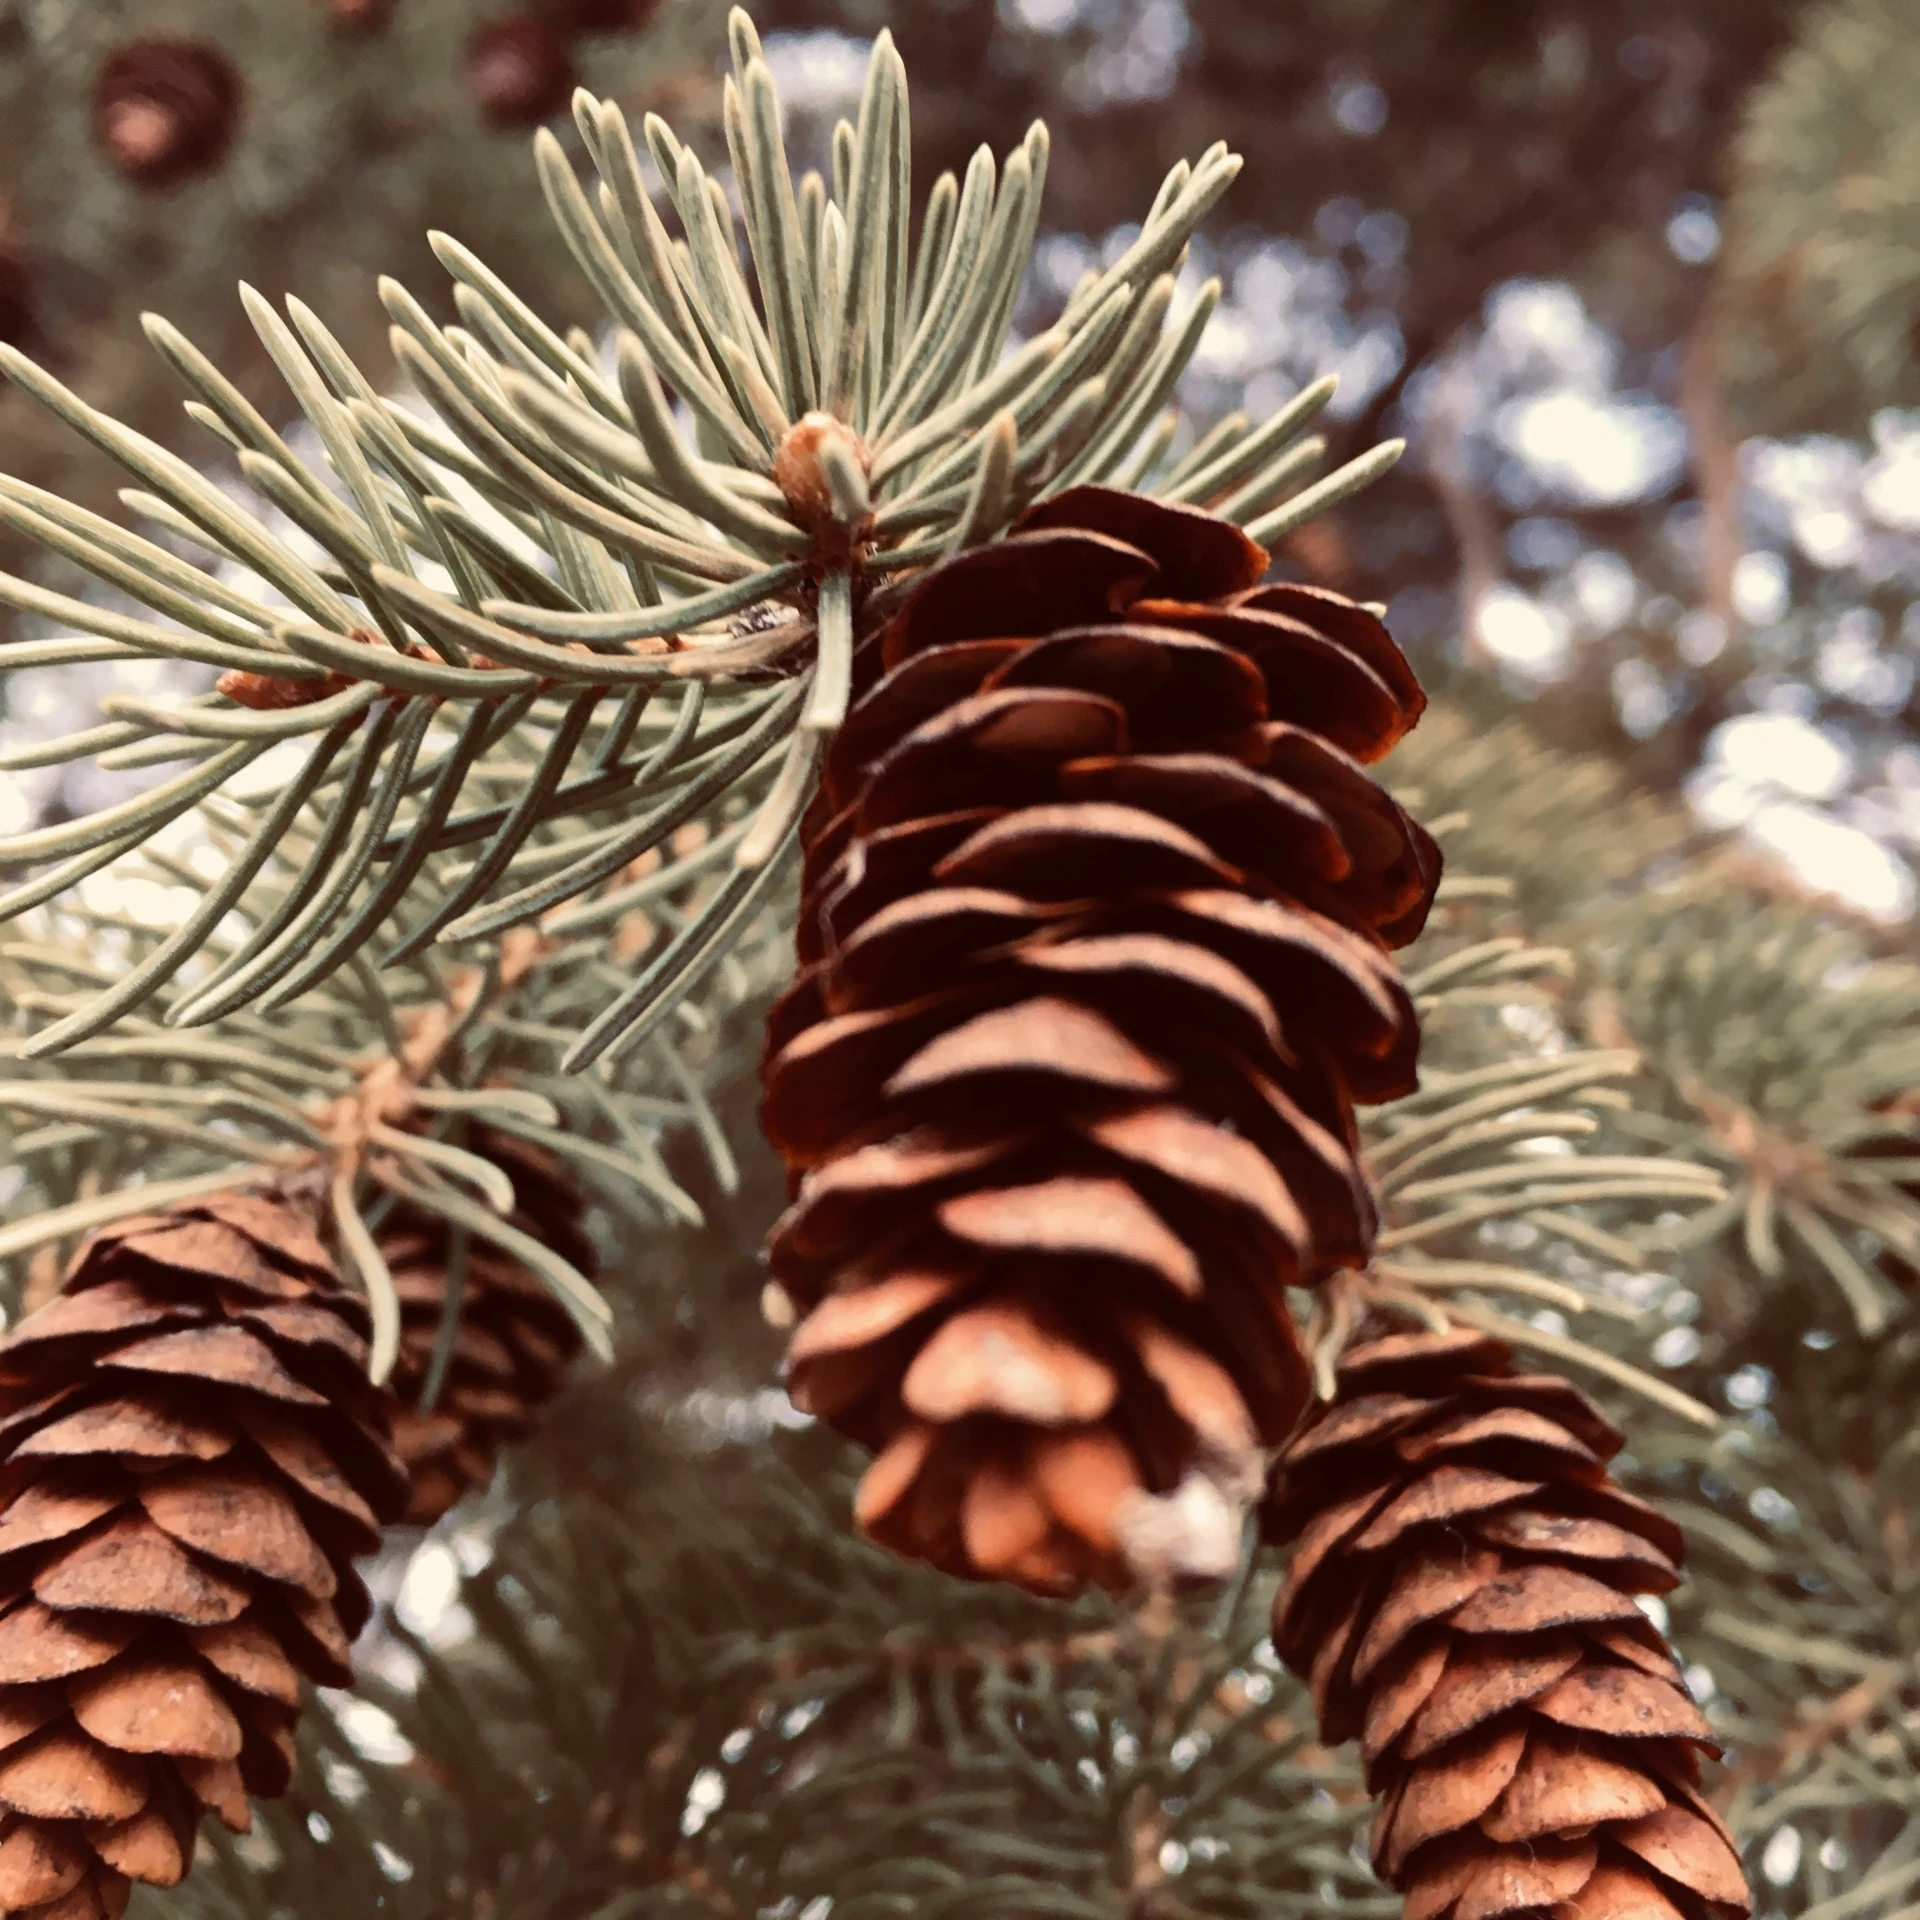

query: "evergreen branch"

left=0, top=21, right=1409, bottom=1060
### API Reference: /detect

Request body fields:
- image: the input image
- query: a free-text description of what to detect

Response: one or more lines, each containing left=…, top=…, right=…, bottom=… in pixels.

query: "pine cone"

left=1265, top=1325, right=1752, bottom=1920
left=328, top=0, right=396, bottom=32
left=0, top=237, right=34, bottom=353
left=467, top=18, right=576, bottom=130
left=0, top=1192, right=407, bottom=1915
left=545, top=0, right=657, bottom=32
left=761, top=486, right=1439, bottom=1594
left=380, top=1131, right=590, bottom=1525
left=92, top=43, right=240, bottom=187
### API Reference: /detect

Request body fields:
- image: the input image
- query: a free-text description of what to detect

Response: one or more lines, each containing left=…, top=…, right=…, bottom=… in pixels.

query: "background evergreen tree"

left=0, top=3, right=1913, bottom=1916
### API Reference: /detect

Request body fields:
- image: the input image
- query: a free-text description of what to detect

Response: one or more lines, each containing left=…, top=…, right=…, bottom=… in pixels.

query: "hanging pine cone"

left=1264, top=1323, right=1752, bottom=1920
left=545, top=0, right=658, bottom=32
left=0, top=1191, right=407, bottom=1916
left=760, top=486, right=1439, bottom=1595
left=0, top=242, right=32, bottom=354
left=92, top=42, right=240, bottom=188
left=379, top=1130, right=591, bottom=1525
left=467, top=18, right=576, bottom=130
left=328, top=0, right=396, bottom=32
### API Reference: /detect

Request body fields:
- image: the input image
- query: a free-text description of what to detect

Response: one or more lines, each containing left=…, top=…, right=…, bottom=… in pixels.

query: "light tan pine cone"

left=1264, top=1323, right=1752, bottom=1920
left=380, top=1129, right=591, bottom=1526
left=0, top=1191, right=407, bottom=1917
left=760, top=485, right=1440, bottom=1594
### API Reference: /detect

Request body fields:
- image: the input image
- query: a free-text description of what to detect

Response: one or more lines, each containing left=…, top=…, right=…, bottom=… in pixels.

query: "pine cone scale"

left=1083, top=1103, right=1308, bottom=1255
left=0, top=1729, right=145, bottom=1821
left=1476, top=1508, right=1678, bottom=1580
left=34, top=1513, right=251, bottom=1624
left=997, top=630, right=1272, bottom=746
left=940, top=800, right=1244, bottom=895
left=1056, top=753, right=1351, bottom=890
left=1397, top=1636, right=1582, bottom=1760
left=1479, top=1728, right=1668, bottom=1841
left=0, top=1820, right=92, bottom=1907
left=0, top=1610, right=138, bottom=1684
left=1129, top=602, right=1407, bottom=759
left=857, top=689, right=1130, bottom=826
left=0, top=1395, right=86, bottom=1452
left=827, top=888, right=1058, bottom=1006
left=0, top=1286, right=185, bottom=1350
left=1266, top=1326, right=1751, bottom=1920
left=1349, top=1548, right=1505, bottom=1687
left=188, top=1621, right=298, bottom=1708
left=87, top=1805, right=185, bottom=1886
left=68, top=1657, right=242, bottom=1758
left=1356, top=1463, right=1550, bottom=1550
left=1388, top=1718, right=1528, bottom=1868
left=1534, top=1663, right=1716, bottom=1740
left=257, top=1589, right=353, bottom=1686
left=885, top=995, right=1168, bottom=1109
left=137, top=1466, right=337, bottom=1595
left=18, top=1391, right=232, bottom=1463
left=1455, top=1837, right=1600, bottom=1920
left=106, top=1325, right=330, bottom=1406
left=1448, top=1562, right=1653, bottom=1635
left=1014, top=491, right=1270, bottom=595
left=876, top=532, right=1161, bottom=663
left=1014, top=931, right=1286, bottom=1061
left=1616, top=1806, right=1752, bottom=1908
left=1362, top=1633, right=1454, bottom=1761
left=937, top=1175, right=1201, bottom=1291
left=901, top=1298, right=1119, bottom=1424
left=233, top=1406, right=387, bottom=1548
left=0, top=1480, right=120, bottom=1556
left=1562, top=1863, right=1688, bottom=1920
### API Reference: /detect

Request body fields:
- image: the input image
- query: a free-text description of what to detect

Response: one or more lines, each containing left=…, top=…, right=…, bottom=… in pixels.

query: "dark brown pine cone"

left=328, top=0, right=397, bottom=32
left=467, top=18, right=577, bottom=130
left=0, top=1191, right=407, bottom=1917
left=92, top=43, right=240, bottom=188
left=760, top=485, right=1440, bottom=1595
left=545, top=0, right=658, bottom=32
left=0, top=236, right=35, bottom=354
left=380, top=1130, right=590, bottom=1526
left=1265, top=1324, right=1752, bottom=1920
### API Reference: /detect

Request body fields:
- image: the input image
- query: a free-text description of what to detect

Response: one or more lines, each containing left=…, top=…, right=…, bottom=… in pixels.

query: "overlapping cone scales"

left=381, top=1128, right=590, bottom=1525
left=761, top=486, right=1440, bottom=1595
left=0, top=1194, right=407, bottom=1915
left=1265, top=1326, right=1751, bottom=1920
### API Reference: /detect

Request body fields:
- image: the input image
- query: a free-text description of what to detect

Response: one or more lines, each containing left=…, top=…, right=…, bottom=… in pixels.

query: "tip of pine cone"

left=1115, top=1463, right=1256, bottom=1587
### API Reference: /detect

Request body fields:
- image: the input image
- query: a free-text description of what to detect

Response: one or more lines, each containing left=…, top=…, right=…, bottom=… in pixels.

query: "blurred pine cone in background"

left=378, top=1129, right=592, bottom=1526
left=466, top=17, right=576, bottom=129
left=91, top=42, right=241, bottom=187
